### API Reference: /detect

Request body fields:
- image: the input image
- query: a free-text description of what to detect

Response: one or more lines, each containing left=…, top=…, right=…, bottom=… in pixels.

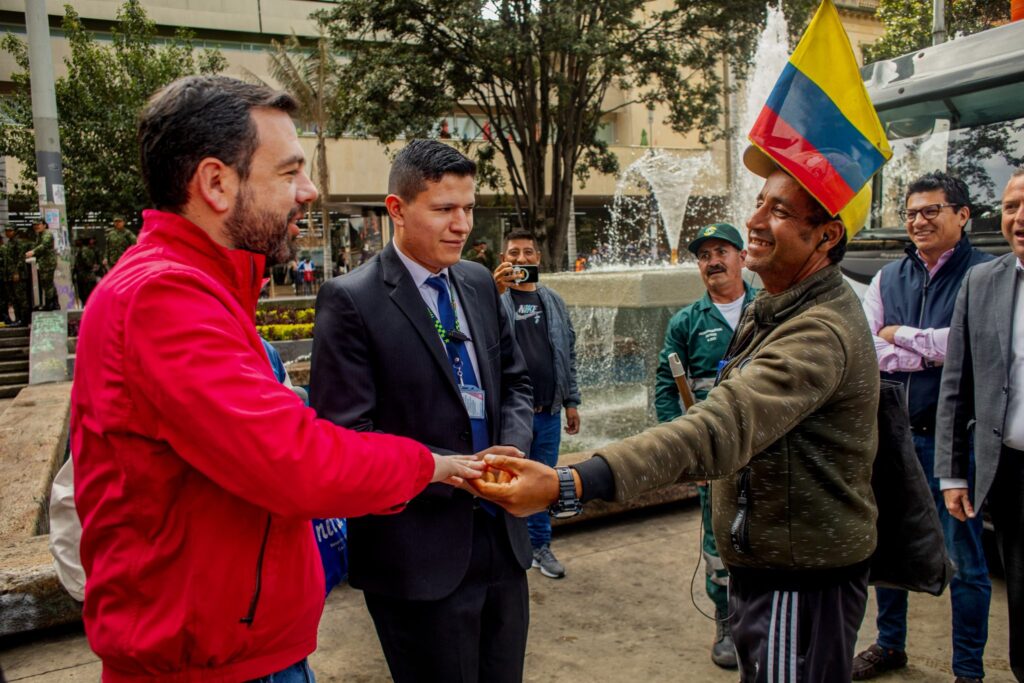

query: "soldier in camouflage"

left=25, top=220, right=57, bottom=310
left=103, top=216, right=137, bottom=271
left=74, top=237, right=101, bottom=306
left=2, top=225, right=31, bottom=324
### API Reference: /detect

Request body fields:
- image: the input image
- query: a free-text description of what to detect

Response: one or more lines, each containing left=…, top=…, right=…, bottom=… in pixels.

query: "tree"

left=317, top=0, right=811, bottom=269
left=266, top=29, right=346, bottom=274
left=0, top=0, right=225, bottom=225
left=863, top=0, right=1009, bottom=63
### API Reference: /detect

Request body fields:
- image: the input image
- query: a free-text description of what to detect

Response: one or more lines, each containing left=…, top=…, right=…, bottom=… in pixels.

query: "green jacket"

left=75, top=245, right=100, bottom=282
left=1, top=237, right=30, bottom=282
left=596, top=265, right=879, bottom=573
left=655, top=283, right=758, bottom=421
left=32, top=230, right=56, bottom=273
left=105, top=228, right=137, bottom=267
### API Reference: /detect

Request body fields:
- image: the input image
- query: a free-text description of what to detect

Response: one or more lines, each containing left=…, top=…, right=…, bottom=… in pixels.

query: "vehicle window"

left=869, top=81, right=1024, bottom=234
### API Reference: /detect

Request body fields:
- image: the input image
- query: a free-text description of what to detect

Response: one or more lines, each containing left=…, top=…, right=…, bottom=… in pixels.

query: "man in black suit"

left=311, top=140, right=535, bottom=683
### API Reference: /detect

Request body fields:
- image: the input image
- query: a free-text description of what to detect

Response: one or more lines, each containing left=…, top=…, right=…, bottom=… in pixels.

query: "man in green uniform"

left=654, top=222, right=756, bottom=670
left=25, top=220, right=57, bottom=310
left=74, top=237, right=101, bottom=306
left=103, top=216, right=137, bottom=271
left=1, top=226, right=30, bottom=324
left=465, top=238, right=496, bottom=271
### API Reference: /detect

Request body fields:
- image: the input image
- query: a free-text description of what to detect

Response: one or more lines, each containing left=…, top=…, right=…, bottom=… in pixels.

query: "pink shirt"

left=861, top=247, right=956, bottom=372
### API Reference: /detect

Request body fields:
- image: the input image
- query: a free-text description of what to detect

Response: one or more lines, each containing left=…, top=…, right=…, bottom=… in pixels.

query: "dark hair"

left=138, top=75, right=297, bottom=211
left=388, top=140, right=476, bottom=201
left=503, top=229, right=537, bottom=250
left=906, top=171, right=971, bottom=212
left=804, top=199, right=848, bottom=264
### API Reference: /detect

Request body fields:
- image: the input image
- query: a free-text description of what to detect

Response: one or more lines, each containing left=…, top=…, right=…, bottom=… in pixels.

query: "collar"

left=393, top=240, right=451, bottom=288
left=697, top=280, right=755, bottom=311
left=751, top=265, right=843, bottom=326
left=904, top=234, right=972, bottom=276
left=137, top=209, right=266, bottom=317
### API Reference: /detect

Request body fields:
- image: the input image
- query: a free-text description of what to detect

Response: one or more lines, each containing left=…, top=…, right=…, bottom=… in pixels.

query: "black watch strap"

left=549, top=466, right=583, bottom=519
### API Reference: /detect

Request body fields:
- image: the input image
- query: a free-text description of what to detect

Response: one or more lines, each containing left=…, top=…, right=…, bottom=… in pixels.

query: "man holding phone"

left=494, top=230, right=581, bottom=578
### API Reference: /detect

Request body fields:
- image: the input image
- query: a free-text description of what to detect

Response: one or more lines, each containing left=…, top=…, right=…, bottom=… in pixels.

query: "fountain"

left=609, top=150, right=713, bottom=264
left=549, top=4, right=788, bottom=453
left=729, top=3, right=790, bottom=228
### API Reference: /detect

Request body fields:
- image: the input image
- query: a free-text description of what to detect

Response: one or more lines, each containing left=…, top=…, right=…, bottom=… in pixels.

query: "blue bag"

left=312, top=517, right=348, bottom=595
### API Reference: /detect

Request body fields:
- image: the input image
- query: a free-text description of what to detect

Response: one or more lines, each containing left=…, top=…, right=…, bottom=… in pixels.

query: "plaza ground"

left=0, top=500, right=1015, bottom=682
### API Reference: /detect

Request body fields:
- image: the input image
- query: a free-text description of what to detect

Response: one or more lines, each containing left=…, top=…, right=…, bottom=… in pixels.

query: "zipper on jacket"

left=905, top=260, right=932, bottom=404
left=240, top=515, right=272, bottom=627
left=730, top=467, right=752, bottom=554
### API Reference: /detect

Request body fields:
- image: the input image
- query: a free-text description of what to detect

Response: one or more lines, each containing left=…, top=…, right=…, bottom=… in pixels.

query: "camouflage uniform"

left=74, top=242, right=101, bottom=306
left=104, top=227, right=137, bottom=271
left=2, top=233, right=31, bottom=323
left=31, top=228, right=57, bottom=310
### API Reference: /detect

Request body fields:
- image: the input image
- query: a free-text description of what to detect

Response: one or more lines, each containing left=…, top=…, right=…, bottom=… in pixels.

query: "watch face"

left=550, top=505, right=582, bottom=519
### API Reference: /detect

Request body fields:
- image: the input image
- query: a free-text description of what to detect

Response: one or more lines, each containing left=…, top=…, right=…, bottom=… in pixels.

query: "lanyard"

left=427, top=287, right=471, bottom=385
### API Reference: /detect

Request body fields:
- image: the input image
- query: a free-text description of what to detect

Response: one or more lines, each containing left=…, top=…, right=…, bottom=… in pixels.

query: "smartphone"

left=511, top=264, right=540, bottom=284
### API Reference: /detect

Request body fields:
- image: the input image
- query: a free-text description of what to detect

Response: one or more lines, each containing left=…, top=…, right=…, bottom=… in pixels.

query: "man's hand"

left=493, top=261, right=517, bottom=295
left=446, top=445, right=524, bottom=494
left=943, top=488, right=975, bottom=522
left=878, top=325, right=901, bottom=344
left=467, top=454, right=561, bottom=517
left=430, top=454, right=486, bottom=486
left=564, top=407, right=580, bottom=435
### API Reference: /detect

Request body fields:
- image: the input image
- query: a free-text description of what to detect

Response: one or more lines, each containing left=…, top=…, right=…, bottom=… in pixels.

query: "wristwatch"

left=549, top=466, right=583, bottom=519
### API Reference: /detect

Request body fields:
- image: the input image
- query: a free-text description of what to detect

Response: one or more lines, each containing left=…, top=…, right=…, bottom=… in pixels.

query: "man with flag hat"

left=467, top=2, right=892, bottom=680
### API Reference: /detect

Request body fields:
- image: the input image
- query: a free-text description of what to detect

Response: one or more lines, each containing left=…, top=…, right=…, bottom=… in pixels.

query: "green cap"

left=687, top=223, right=744, bottom=254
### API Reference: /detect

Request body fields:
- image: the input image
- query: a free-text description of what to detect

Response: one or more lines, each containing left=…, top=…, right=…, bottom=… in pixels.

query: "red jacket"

left=71, top=210, right=434, bottom=681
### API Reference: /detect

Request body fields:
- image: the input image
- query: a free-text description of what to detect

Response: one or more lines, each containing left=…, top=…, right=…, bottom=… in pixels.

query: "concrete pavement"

left=0, top=500, right=1015, bottom=681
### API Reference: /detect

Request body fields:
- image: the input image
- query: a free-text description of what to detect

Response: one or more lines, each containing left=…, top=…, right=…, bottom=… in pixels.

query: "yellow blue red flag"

left=747, top=0, right=891, bottom=232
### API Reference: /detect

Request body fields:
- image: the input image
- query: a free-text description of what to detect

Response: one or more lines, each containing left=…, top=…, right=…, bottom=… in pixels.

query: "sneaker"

left=711, top=607, right=738, bottom=669
left=531, top=545, right=566, bottom=579
left=852, top=644, right=908, bottom=680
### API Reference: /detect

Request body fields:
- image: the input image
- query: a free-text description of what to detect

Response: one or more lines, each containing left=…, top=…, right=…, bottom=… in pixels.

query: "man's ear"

left=384, top=194, right=405, bottom=229
left=190, top=157, right=238, bottom=215
left=820, top=220, right=845, bottom=251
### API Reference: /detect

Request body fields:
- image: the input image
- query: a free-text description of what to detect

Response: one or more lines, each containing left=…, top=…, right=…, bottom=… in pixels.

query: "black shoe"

left=852, top=644, right=908, bottom=680
left=711, top=607, right=738, bottom=669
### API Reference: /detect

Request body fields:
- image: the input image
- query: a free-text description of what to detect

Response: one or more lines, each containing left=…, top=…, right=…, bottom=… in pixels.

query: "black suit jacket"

left=311, top=243, right=535, bottom=600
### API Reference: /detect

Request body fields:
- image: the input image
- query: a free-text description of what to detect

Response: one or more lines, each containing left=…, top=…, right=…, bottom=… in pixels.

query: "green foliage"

left=0, top=0, right=225, bottom=224
left=864, top=0, right=1009, bottom=63
left=316, top=0, right=806, bottom=268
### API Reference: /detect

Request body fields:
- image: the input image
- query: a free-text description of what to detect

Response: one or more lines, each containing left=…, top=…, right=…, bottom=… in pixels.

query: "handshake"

left=430, top=446, right=570, bottom=517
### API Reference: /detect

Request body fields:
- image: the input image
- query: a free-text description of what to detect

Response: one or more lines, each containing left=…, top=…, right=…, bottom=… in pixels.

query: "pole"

left=25, top=0, right=73, bottom=311
left=932, top=0, right=947, bottom=46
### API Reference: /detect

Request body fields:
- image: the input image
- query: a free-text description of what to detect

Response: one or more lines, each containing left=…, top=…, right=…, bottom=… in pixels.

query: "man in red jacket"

left=70, top=75, right=496, bottom=682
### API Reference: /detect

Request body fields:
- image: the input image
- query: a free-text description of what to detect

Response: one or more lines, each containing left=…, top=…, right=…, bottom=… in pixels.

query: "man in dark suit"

left=937, top=169, right=1024, bottom=683
left=310, top=140, right=535, bottom=683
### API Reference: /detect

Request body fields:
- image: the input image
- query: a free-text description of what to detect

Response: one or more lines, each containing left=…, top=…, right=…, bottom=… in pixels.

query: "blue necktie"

left=424, top=275, right=490, bottom=453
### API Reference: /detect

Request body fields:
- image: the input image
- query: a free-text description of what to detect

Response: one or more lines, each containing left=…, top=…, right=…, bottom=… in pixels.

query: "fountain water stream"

left=730, top=3, right=790, bottom=228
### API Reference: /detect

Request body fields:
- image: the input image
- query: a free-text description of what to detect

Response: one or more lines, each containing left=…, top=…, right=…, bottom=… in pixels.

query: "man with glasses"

left=653, top=223, right=756, bottom=669
left=854, top=171, right=994, bottom=683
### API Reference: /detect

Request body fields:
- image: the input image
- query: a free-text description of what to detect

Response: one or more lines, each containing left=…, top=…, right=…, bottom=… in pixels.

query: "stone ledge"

left=0, top=382, right=72, bottom=541
left=0, top=535, right=81, bottom=637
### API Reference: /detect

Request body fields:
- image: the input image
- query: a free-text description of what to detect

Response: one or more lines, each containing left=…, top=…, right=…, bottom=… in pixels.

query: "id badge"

left=460, top=384, right=486, bottom=419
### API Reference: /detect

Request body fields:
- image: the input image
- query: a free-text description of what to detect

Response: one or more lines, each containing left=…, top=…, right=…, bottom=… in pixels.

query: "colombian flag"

left=747, top=0, right=891, bottom=231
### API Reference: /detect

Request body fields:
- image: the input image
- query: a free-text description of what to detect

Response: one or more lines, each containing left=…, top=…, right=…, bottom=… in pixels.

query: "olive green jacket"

left=596, top=265, right=879, bottom=572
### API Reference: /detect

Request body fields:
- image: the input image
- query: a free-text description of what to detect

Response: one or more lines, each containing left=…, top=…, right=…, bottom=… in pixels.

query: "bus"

left=842, top=19, right=1024, bottom=288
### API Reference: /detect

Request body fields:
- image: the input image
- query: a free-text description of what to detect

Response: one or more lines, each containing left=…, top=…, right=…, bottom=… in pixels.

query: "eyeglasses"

left=898, top=203, right=958, bottom=223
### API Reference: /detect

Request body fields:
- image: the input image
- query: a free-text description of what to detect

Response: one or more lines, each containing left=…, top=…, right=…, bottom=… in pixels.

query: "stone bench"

left=0, top=382, right=78, bottom=637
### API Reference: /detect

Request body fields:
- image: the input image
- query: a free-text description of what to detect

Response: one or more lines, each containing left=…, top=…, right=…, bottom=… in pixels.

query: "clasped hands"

left=432, top=448, right=562, bottom=517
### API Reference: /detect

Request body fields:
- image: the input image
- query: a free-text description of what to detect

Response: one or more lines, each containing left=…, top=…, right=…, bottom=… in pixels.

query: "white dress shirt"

left=393, top=242, right=483, bottom=385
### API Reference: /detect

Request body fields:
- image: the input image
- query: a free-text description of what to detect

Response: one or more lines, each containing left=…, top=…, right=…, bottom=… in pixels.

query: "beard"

left=223, top=187, right=301, bottom=266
